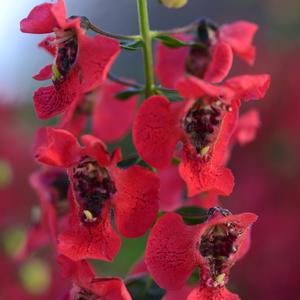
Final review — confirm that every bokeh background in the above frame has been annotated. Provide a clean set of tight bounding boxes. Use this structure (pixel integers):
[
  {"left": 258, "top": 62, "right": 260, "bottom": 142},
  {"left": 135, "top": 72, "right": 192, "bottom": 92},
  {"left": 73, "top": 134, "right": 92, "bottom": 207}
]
[{"left": 1, "top": 0, "right": 300, "bottom": 299}]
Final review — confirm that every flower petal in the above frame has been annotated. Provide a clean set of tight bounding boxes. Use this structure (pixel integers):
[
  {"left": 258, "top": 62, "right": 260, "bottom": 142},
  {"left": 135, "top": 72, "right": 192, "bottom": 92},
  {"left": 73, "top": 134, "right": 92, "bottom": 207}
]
[
  {"left": 93, "top": 81, "right": 138, "bottom": 143},
  {"left": 176, "top": 76, "right": 224, "bottom": 100},
  {"left": 219, "top": 21, "right": 258, "bottom": 65},
  {"left": 57, "top": 255, "right": 94, "bottom": 287},
  {"left": 58, "top": 95, "right": 87, "bottom": 136},
  {"left": 20, "top": 3, "right": 59, "bottom": 34},
  {"left": 211, "top": 100, "right": 239, "bottom": 166},
  {"left": 179, "top": 151, "right": 234, "bottom": 197},
  {"left": 145, "top": 213, "right": 199, "bottom": 290},
  {"left": 204, "top": 42, "right": 233, "bottom": 83},
  {"left": 51, "top": 0, "right": 67, "bottom": 28},
  {"left": 33, "top": 64, "right": 53, "bottom": 81},
  {"left": 225, "top": 74, "right": 271, "bottom": 102},
  {"left": 133, "top": 96, "right": 182, "bottom": 169},
  {"left": 38, "top": 36, "right": 56, "bottom": 56},
  {"left": 33, "top": 71, "right": 81, "bottom": 119},
  {"left": 34, "top": 127, "right": 81, "bottom": 167},
  {"left": 29, "top": 168, "right": 68, "bottom": 240},
  {"left": 188, "top": 286, "right": 240, "bottom": 300},
  {"left": 234, "top": 109, "right": 260, "bottom": 146},
  {"left": 80, "top": 135, "right": 111, "bottom": 167},
  {"left": 90, "top": 278, "right": 132, "bottom": 300},
  {"left": 58, "top": 204, "right": 121, "bottom": 261},
  {"left": 18, "top": 223, "right": 49, "bottom": 260},
  {"left": 155, "top": 33, "right": 191, "bottom": 89},
  {"left": 165, "top": 287, "right": 192, "bottom": 300},
  {"left": 186, "top": 192, "right": 220, "bottom": 209},
  {"left": 158, "top": 165, "right": 185, "bottom": 212},
  {"left": 77, "top": 34, "right": 120, "bottom": 92},
  {"left": 112, "top": 166, "right": 159, "bottom": 237},
  {"left": 58, "top": 254, "right": 134, "bottom": 300}
]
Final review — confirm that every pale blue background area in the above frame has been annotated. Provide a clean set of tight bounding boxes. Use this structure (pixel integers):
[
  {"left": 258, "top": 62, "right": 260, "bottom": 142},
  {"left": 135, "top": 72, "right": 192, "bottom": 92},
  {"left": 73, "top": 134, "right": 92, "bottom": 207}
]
[{"left": 0, "top": 0, "right": 299, "bottom": 100}]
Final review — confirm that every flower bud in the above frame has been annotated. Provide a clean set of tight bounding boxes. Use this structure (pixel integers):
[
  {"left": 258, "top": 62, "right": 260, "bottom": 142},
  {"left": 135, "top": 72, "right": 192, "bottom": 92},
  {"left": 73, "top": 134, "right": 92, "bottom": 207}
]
[{"left": 159, "top": 0, "right": 188, "bottom": 9}]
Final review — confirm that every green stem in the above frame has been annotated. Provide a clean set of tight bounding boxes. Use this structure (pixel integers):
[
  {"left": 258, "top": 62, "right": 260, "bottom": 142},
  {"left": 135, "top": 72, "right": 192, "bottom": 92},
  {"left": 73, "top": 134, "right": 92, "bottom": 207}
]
[{"left": 137, "top": 0, "right": 155, "bottom": 97}]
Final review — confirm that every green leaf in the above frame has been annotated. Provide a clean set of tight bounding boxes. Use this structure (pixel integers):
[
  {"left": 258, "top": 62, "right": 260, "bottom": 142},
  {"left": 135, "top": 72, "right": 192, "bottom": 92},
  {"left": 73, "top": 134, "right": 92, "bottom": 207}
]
[
  {"left": 188, "top": 268, "right": 201, "bottom": 285},
  {"left": 120, "top": 40, "right": 143, "bottom": 51},
  {"left": 154, "top": 34, "right": 188, "bottom": 48},
  {"left": 176, "top": 206, "right": 208, "bottom": 225},
  {"left": 171, "top": 156, "right": 181, "bottom": 165},
  {"left": 117, "top": 154, "right": 140, "bottom": 169},
  {"left": 137, "top": 160, "right": 156, "bottom": 172},
  {"left": 155, "top": 34, "right": 206, "bottom": 49},
  {"left": 115, "top": 88, "right": 143, "bottom": 100},
  {"left": 155, "top": 87, "right": 184, "bottom": 102},
  {"left": 126, "top": 275, "right": 166, "bottom": 300}
]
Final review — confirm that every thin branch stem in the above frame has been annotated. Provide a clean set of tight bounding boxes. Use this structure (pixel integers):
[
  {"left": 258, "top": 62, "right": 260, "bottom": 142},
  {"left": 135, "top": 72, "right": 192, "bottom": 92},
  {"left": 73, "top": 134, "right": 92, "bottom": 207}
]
[
  {"left": 88, "top": 22, "right": 140, "bottom": 41},
  {"left": 153, "top": 19, "right": 198, "bottom": 36},
  {"left": 137, "top": 0, "right": 155, "bottom": 97},
  {"left": 108, "top": 73, "right": 143, "bottom": 88}
]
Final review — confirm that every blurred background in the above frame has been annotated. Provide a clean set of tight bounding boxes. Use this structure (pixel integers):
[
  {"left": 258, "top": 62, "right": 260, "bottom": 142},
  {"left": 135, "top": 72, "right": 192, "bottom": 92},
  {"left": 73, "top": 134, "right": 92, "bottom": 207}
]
[{"left": 0, "top": 0, "right": 300, "bottom": 299}]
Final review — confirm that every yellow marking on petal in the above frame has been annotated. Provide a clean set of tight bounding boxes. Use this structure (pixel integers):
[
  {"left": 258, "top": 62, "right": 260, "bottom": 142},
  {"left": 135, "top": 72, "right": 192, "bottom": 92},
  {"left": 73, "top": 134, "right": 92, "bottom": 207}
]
[
  {"left": 52, "top": 64, "right": 62, "bottom": 81},
  {"left": 216, "top": 273, "right": 226, "bottom": 286},
  {"left": 83, "top": 210, "right": 94, "bottom": 221},
  {"left": 200, "top": 146, "right": 210, "bottom": 156}
]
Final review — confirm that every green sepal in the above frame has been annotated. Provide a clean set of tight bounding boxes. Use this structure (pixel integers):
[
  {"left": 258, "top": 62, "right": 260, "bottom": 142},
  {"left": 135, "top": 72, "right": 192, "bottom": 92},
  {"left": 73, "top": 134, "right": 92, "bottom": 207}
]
[
  {"left": 176, "top": 206, "right": 208, "bottom": 225},
  {"left": 120, "top": 40, "right": 143, "bottom": 51},
  {"left": 154, "top": 34, "right": 188, "bottom": 48},
  {"left": 115, "top": 88, "right": 143, "bottom": 100},
  {"left": 117, "top": 154, "right": 141, "bottom": 169},
  {"left": 154, "top": 34, "right": 206, "bottom": 49},
  {"left": 155, "top": 87, "right": 184, "bottom": 102}
]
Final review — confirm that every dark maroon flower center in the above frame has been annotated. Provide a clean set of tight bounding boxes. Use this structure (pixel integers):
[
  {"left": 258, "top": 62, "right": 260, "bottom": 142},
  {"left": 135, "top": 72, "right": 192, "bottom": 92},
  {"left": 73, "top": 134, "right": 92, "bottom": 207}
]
[
  {"left": 72, "top": 157, "right": 116, "bottom": 225},
  {"left": 199, "top": 221, "right": 239, "bottom": 285},
  {"left": 185, "top": 19, "right": 218, "bottom": 78},
  {"left": 186, "top": 47, "right": 211, "bottom": 79},
  {"left": 183, "top": 99, "right": 231, "bottom": 158},
  {"left": 40, "top": 170, "right": 69, "bottom": 216},
  {"left": 54, "top": 28, "right": 78, "bottom": 78},
  {"left": 50, "top": 171, "right": 70, "bottom": 216},
  {"left": 53, "top": 16, "right": 89, "bottom": 81}
]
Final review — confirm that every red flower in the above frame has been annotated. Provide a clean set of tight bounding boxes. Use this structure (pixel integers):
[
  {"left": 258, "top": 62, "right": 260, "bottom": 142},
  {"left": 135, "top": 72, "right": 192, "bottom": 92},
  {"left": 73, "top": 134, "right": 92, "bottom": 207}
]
[
  {"left": 58, "top": 255, "right": 131, "bottom": 300},
  {"left": 17, "top": 222, "right": 50, "bottom": 260},
  {"left": 158, "top": 165, "right": 220, "bottom": 211},
  {"left": 19, "top": 167, "right": 70, "bottom": 258},
  {"left": 233, "top": 109, "right": 260, "bottom": 146},
  {"left": 92, "top": 80, "right": 139, "bottom": 143},
  {"left": 34, "top": 128, "right": 159, "bottom": 261},
  {"left": 57, "top": 90, "right": 94, "bottom": 136},
  {"left": 133, "top": 74, "right": 270, "bottom": 196},
  {"left": 20, "top": 0, "right": 120, "bottom": 119},
  {"left": 156, "top": 20, "right": 257, "bottom": 88},
  {"left": 54, "top": 80, "right": 138, "bottom": 139},
  {"left": 30, "top": 168, "right": 69, "bottom": 239},
  {"left": 130, "top": 257, "right": 192, "bottom": 300},
  {"left": 145, "top": 208, "right": 257, "bottom": 299},
  {"left": 158, "top": 165, "right": 185, "bottom": 211},
  {"left": 187, "top": 286, "right": 240, "bottom": 300}
]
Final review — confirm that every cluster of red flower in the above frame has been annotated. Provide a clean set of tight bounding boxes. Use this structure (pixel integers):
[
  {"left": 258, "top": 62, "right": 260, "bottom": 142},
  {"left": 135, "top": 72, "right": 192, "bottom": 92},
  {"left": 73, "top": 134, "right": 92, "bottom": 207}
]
[{"left": 19, "top": 0, "right": 270, "bottom": 299}]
